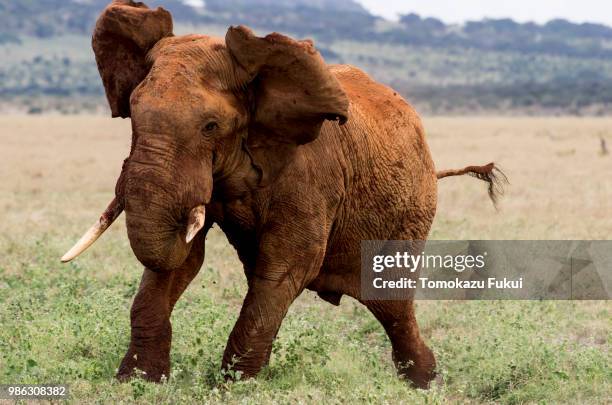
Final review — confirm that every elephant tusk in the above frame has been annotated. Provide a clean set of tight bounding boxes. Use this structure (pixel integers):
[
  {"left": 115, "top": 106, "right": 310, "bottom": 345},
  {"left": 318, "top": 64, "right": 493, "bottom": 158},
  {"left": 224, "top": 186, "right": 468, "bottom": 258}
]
[
  {"left": 186, "top": 205, "right": 206, "bottom": 244},
  {"left": 61, "top": 198, "right": 123, "bottom": 263}
]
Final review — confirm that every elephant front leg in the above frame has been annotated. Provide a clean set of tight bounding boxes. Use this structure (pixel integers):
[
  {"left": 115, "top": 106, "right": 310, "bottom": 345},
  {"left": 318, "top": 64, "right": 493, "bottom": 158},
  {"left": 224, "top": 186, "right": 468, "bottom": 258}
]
[
  {"left": 117, "top": 269, "right": 173, "bottom": 382},
  {"left": 220, "top": 192, "right": 330, "bottom": 378},
  {"left": 221, "top": 225, "right": 327, "bottom": 378},
  {"left": 221, "top": 276, "right": 300, "bottom": 378},
  {"left": 117, "top": 232, "right": 206, "bottom": 382}
]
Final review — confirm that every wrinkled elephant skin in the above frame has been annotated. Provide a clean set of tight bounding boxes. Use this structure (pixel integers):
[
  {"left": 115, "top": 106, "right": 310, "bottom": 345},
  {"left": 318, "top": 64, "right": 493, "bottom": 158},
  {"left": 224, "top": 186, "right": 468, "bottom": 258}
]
[{"left": 63, "top": 0, "right": 503, "bottom": 390}]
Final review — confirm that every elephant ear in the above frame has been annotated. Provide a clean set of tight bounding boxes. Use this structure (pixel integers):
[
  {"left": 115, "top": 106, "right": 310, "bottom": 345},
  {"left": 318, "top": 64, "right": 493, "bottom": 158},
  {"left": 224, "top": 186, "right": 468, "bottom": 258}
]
[
  {"left": 226, "top": 26, "right": 349, "bottom": 145},
  {"left": 92, "top": 0, "right": 173, "bottom": 118}
]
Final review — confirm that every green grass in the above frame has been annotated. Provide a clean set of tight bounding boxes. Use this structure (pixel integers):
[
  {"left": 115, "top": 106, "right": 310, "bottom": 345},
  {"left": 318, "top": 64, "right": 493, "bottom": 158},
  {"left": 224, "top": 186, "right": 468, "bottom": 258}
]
[
  {"left": 1, "top": 116, "right": 610, "bottom": 403},
  {"left": 0, "top": 232, "right": 609, "bottom": 404}
]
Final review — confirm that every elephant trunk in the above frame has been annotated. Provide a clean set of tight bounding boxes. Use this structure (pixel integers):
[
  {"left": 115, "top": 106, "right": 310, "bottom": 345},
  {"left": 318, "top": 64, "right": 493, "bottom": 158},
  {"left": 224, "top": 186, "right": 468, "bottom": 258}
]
[
  {"left": 60, "top": 112, "right": 213, "bottom": 268},
  {"left": 123, "top": 132, "right": 212, "bottom": 272}
]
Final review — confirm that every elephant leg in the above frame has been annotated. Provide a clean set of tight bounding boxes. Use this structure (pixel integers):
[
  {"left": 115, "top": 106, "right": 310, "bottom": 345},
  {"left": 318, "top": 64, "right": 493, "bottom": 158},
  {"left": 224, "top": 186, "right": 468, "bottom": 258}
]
[
  {"left": 221, "top": 276, "right": 301, "bottom": 378},
  {"left": 117, "top": 230, "right": 207, "bottom": 382},
  {"left": 364, "top": 299, "right": 436, "bottom": 389},
  {"left": 221, "top": 224, "right": 327, "bottom": 378}
]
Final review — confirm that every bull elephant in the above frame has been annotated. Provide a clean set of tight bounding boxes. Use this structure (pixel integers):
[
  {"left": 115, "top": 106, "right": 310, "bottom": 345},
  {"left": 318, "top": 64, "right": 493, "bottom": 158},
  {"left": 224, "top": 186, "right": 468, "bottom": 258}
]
[{"left": 61, "top": 0, "right": 505, "bottom": 389}]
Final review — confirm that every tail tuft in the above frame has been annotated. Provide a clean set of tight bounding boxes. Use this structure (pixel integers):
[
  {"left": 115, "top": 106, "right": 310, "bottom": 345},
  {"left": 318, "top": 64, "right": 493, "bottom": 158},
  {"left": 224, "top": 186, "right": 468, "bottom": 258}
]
[{"left": 437, "top": 162, "right": 508, "bottom": 207}]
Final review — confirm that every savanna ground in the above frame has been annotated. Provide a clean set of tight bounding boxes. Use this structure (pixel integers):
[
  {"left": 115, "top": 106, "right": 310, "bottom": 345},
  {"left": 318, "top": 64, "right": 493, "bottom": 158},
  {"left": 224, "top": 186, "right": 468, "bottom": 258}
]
[{"left": 0, "top": 116, "right": 610, "bottom": 404}]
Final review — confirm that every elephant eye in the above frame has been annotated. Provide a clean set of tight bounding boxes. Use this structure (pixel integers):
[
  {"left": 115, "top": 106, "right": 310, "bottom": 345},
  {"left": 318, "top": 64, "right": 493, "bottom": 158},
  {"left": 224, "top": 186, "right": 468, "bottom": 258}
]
[{"left": 204, "top": 121, "right": 219, "bottom": 132}]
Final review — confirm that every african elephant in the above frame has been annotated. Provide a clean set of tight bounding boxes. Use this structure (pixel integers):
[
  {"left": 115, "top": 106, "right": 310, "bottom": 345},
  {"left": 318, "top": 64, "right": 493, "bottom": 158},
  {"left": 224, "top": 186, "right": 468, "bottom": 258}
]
[{"left": 61, "top": 0, "right": 505, "bottom": 389}]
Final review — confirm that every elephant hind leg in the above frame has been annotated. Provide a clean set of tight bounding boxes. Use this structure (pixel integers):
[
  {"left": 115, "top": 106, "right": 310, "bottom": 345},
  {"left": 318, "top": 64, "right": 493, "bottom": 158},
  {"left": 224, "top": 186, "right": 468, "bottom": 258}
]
[
  {"left": 363, "top": 299, "right": 436, "bottom": 389},
  {"left": 316, "top": 252, "right": 436, "bottom": 387}
]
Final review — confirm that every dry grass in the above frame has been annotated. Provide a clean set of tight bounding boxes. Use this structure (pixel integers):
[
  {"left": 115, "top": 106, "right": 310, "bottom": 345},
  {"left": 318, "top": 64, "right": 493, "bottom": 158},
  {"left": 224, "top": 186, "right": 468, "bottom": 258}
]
[
  {"left": 427, "top": 116, "right": 612, "bottom": 239},
  {"left": 3, "top": 115, "right": 610, "bottom": 239}
]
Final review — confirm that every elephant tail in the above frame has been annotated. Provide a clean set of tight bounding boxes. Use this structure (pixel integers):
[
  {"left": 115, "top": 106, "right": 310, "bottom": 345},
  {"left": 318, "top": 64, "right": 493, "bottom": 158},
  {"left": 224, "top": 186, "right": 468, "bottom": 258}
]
[{"left": 436, "top": 162, "right": 508, "bottom": 206}]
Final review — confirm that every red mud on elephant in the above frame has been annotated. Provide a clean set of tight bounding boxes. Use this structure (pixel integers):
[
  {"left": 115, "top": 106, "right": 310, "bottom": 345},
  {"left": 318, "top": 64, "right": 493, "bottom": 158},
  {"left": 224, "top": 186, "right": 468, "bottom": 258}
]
[{"left": 62, "top": 0, "right": 506, "bottom": 389}]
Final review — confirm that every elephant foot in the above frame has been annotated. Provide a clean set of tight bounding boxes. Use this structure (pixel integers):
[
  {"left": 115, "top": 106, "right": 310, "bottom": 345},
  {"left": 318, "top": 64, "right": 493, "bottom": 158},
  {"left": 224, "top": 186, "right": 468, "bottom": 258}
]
[
  {"left": 399, "top": 366, "right": 437, "bottom": 390},
  {"left": 221, "top": 337, "right": 275, "bottom": 381},
  {"left": 116, "top": 364, "right": 138, "bottom": 383},
  {"left": 221, "top": 354, "right": 266, "bottom": 381},
  {"left": 116, "top": 348, "right": 170, "bottom": 383},
  {"left": 393, "top": 345, "right": 437, "bottom": 389},
  {"left": 116, "top": 315, "right": 173, "bottom": 382}
]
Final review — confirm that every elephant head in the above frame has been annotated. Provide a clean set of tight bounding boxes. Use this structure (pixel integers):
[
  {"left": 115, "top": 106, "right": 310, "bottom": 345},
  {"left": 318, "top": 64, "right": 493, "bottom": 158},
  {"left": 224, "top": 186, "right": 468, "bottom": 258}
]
[{"left": 61, "top": 0, "right": 348, "bottom": 271}]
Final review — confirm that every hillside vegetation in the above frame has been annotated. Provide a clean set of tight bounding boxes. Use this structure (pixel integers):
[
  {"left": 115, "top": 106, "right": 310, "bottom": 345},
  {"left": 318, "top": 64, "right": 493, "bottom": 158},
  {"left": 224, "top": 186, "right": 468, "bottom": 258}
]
[{"left": 1, "top": 0, "right": 612, "bottom": 114}]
